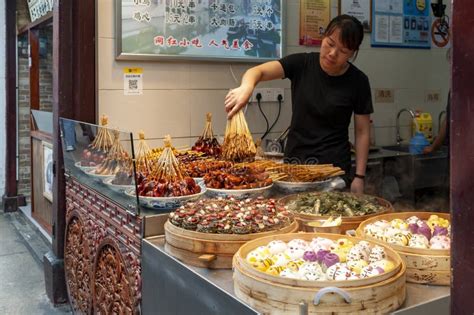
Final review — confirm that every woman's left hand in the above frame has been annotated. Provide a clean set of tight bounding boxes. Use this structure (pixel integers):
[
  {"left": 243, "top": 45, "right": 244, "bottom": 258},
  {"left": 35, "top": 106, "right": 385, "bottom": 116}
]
[{"left": 350, "top": 177, "right": 364, "bottom": 194}]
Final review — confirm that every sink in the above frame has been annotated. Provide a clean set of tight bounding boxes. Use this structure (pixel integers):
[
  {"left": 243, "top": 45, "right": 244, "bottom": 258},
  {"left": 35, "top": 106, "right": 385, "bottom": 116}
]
[
  {"left": 382, "top": 145, "right": 411, "bottom": 153},
  {"left": 382, "top": 144, "right": 449, "bottom": 197},
  {"left": 382, "top": 144, "right": 448, "bottom": 157}
]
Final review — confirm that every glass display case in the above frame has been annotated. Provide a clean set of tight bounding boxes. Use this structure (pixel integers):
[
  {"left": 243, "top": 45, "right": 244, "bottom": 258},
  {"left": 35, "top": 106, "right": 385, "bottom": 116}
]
[{"left": 59, "top": 117, "right": 141, "bottom": 215}]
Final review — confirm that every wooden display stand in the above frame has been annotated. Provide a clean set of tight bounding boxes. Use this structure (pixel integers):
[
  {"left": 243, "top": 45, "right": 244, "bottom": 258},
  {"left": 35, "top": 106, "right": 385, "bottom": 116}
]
[
  {"left": 233, "top": 233, "right": 406, "bottom": 314},
  {"left": 278, "top": 193, "right": 394, "bottom": 233},
  {"left": 356, "top": 212, "right": 450, "bottom": 286},
  {"left": 164, "top": 220, "right": 299, "bottom": 269}
]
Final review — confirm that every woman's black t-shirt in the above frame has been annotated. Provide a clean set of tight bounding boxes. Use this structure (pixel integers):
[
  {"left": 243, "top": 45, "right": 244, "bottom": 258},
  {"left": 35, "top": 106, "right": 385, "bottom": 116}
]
[{"left": 279, "top": 52, "right": 373, "bottom": 173}]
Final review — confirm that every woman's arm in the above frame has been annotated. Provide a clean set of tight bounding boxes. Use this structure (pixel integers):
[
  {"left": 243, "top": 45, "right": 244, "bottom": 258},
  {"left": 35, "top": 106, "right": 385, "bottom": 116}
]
[
  {"left": 225, "top": 61, "right": 285, "bottom": 118},
  {"left": 423, "top": 117, "right": 447, "bottom": 154},
  {"left": 351, "top": 114, "right": 371, "bottom": 193}
]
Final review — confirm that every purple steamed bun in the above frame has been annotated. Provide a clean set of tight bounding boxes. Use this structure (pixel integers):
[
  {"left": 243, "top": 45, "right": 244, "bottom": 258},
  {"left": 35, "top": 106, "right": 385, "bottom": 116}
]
[
  {"left": 408, "top": 223, "right": 418, "bottom": 234},
  {"left": 322, "top": 253, "right": 340, "bottom": 268},
  {"left": 303, "top": 250, "right": 318, "bottom": 262},
  {"left": 433, "top": 226, "right": 448, "bottom": 237},
  {"left": 416, "top": 225, "right": 432, "bottom": 240},
  {"left": 316, "top": 249, "right": 330, "bottom": 263}
]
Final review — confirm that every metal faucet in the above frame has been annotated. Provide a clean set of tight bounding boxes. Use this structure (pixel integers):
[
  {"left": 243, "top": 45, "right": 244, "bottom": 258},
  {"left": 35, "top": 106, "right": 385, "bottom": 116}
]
[
  {"left": 438, "top": 110, "right": 446, "bottom": 134},
  {"left": 396, "top": 108, "right": 416, "bottom": 145}
]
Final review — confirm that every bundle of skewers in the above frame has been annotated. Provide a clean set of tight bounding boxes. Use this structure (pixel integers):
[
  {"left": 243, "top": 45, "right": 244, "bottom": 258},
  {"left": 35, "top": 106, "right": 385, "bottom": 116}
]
[
  {"left": 135, "top": 131, "right": 153, "bottom": 174},
  {"left": 92, "top": 130, "right": 131, "bottom": 176},
  {"left": 192, "top": 113, "right": 222, "bottom": 157},
  {"left": 111, "top": 131, "right": 151, "bottom": 186},
  {"left": 265, "top": 162, "right": 345, "bottom": 182},
  {"left": 81, "top": 115, "right": 114, "bottom": 167},
  {"left": 136, "top": 135, "right": 201, "bottom": 197},
  {"left": 221, "top": 110, "right": 256, "bottom": 162}
]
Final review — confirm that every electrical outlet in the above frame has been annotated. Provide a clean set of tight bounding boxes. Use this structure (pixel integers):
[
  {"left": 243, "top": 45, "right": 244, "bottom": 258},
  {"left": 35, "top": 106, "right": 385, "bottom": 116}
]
[
  {"left": 273, "top": 88, "right": 284, "bottom": 102},
  {"left": 252, "top": 88, "right": 272, "bottom": 102},
  {"left": 252, "top": 88, "right": 284, "bottom": 102},
  {"left": 425, "top": 90, "right": 441, "bottom": 103}
]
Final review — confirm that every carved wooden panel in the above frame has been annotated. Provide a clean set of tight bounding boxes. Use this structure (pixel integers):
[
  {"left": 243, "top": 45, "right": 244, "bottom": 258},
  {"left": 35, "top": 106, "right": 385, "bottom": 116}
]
[
  {"left": 64, "top": 178, "right": 142, "bottom": 314},
  {"left": 64, "top": 214, "right": 92, "bottom": 314},
  {"left": 93, "top": 239, "right": 135, "bottom": 314}
]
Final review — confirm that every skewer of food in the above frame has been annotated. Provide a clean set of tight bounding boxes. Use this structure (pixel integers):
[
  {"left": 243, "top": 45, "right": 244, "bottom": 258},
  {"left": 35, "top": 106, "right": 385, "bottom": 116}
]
[
  {"left": 203, "top": 164, "right": 272, "bottom": 190},
  {"left": 80, "top": 115, "right": 114, "bottom": 167},
  {"left": 90, "top": 130, "right": 131, "bottom": 176},
  {"left": 136, "top": 135, "right": 201, "bottom": 197},
  {"left": 192, "top": 113, "right": 222, "bottom": 157},
  {"left": 221, "top": 110, "right": 256, "bottom": 162}
]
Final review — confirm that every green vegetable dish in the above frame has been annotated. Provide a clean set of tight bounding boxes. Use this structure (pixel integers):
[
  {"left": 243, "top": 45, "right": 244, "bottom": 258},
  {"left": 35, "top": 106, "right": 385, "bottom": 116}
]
[{"left": 286, "top": 192, "right": 385, "bottom": 217}]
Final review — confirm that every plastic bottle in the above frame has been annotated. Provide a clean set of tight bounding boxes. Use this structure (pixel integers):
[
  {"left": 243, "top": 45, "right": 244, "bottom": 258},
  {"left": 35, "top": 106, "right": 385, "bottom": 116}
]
[
  {"left": 412, "top": 110, "right": 433, "bottom": 142},
  {"left": 369, "top": 119, "right": 376, "bottom": 146}
]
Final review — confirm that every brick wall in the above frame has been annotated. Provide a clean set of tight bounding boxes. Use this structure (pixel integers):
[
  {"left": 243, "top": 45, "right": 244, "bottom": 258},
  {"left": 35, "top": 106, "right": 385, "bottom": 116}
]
[
  {"left": 39, "top": 28, "right": 53, "bottom": 112},
  {"left": 18, "top": 52, "right": 31, "bottom": 198}
]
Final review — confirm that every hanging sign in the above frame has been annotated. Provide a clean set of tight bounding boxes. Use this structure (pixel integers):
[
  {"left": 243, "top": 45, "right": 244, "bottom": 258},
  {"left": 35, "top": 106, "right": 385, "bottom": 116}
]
[
  {"left": 27, "top": 0, "right": 54, "bottom": 22},
  {"left": 299, "top": 0, "right": 331, "bottom": 46},
  {"left": 371, "top": 0, "right": 431, "bottom": 49},
  {"left": 123, "top": 68, "right": 143, "bottom": 96}
]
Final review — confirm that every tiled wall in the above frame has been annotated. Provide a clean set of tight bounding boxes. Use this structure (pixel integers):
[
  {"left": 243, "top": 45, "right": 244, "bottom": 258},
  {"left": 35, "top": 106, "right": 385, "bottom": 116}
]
[
  {"left": 98, "top": 0, "right": 451, "bottom": 149},
  {"left": 0, "top": 0, "right": 6, "bottom": 196}
]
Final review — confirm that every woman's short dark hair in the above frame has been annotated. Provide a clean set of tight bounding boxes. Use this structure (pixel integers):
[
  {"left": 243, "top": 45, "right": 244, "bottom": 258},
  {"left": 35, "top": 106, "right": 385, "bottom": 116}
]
[{"left": 324, "top": 15, "right": 364, "bottom": 57}]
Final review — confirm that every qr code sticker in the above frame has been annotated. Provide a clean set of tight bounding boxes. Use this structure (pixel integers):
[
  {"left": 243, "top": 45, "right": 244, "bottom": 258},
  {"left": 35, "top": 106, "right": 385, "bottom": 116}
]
[{"left": 129, "top": 79, "right": 138, "bottom": 90}]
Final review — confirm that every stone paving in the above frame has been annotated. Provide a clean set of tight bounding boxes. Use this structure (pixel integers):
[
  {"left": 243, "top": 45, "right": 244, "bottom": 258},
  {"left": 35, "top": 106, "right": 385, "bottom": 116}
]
[{"left": 0, "top": 210, "right": 71, "bottom": 315}]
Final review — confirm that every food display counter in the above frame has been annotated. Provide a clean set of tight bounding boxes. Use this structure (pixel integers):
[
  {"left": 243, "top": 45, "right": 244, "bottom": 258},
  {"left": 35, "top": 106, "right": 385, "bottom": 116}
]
[
  {"left": 59, "top": 118, "right": 450, "bottom": 314},
  {"left": 142, "top": 236, "right": 449, "bottom": 315}
]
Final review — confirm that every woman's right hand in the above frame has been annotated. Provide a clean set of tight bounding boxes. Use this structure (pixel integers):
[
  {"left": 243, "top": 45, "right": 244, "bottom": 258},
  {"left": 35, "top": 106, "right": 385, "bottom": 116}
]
[
  {"left": 224, "top": 85, "right": 253, "bottom": 119},
  {"left": 423, "top": 145, "right": 434, "bottom": 154}
]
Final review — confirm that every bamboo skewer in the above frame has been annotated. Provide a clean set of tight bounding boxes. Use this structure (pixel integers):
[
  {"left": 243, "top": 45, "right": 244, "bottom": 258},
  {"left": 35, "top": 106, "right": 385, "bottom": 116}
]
[
  {"left": 152, "top": 135, "right": 185, "bottom": 181},
  {"left": 238, "top": 160, "right": 345, "bottom": 182},
  {"left": 222, "top": 110, "right": 256, "bottom": 162},
  {"left": 90, "top": 115, "right": 114, "bottom": 152},
  {"left": 135, "top": 131, "right": 152, "bottom": 174}
]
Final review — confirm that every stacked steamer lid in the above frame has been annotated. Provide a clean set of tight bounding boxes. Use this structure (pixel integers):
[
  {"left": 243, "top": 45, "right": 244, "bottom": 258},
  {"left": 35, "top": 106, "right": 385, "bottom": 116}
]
[
  {"left": 356, "top": 212, "right": 450, "bottom": 285},
  {"left": 233, "top": 233, "right": 406, "bottom": 314},
  {"left": 164, "top": 197, "right": 298, "bottom": 269},
  {"left": 279, "top": 191, "right": 393, "bottom": 233}
]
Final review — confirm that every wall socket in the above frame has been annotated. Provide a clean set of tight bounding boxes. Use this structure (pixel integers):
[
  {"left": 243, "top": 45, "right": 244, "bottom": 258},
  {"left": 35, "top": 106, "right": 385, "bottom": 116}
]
[
  {"left": 425, "top": 90, "right": 441, "bottom": 103},
  {"left": 252, "top": 88, "right": 285, "bottom": 102}
]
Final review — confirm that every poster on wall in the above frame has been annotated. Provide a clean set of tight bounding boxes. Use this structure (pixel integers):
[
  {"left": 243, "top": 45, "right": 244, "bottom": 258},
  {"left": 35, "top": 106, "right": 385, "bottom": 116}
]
[
  {"left": 116, "top": 0, "right": 284, "bottom": 62},
  {"left": 299, "top": 0, "right": 331, "bottom": 46},
  {"left": 42, "top": 141, "right": 53, "bottom": 202},
  {"left": 123, "top": 67, "right": 143, "bottom": 96},
  {"left": 338, "top": 0, "right": 372, "bottom": 32},
  {"left": 371, "top": 0, "right": 431, "bottom": 49}
]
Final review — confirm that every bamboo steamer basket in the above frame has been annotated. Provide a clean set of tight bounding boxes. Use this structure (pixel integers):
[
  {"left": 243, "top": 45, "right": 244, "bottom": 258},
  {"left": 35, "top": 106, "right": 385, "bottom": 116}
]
[
  {"left": 278, "top": 192, "right": 394, "bottom": 234},
  {"left": 164, "top": 220, "right": 298, "bottom": 269},
  {"left": 233, "top": 233, "right": 406, "bottom": 314},
  {"left": 356, "top": 211, "right": 450, "bottom": 285}
]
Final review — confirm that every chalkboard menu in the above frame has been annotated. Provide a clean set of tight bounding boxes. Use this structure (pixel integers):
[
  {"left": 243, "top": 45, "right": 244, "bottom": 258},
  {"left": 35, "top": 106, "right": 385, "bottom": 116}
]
[{"left": 116, "top": 0, "right": 284, "bottom": 62}]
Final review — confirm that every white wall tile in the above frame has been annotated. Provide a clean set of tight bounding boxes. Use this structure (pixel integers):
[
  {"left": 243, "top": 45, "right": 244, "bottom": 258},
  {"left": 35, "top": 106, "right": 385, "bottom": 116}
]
[
  {"left": 97, "top": 0, "right": 115, "bottom": 39},
  {"left": 99, "top": 89, "right": 191, "bottom": 138}
]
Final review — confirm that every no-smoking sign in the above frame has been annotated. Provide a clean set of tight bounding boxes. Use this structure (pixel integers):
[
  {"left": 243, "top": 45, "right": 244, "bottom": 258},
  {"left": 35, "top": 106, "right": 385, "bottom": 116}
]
[{"left": 431, "top": 18, "right": 450, "bottom": 48}]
